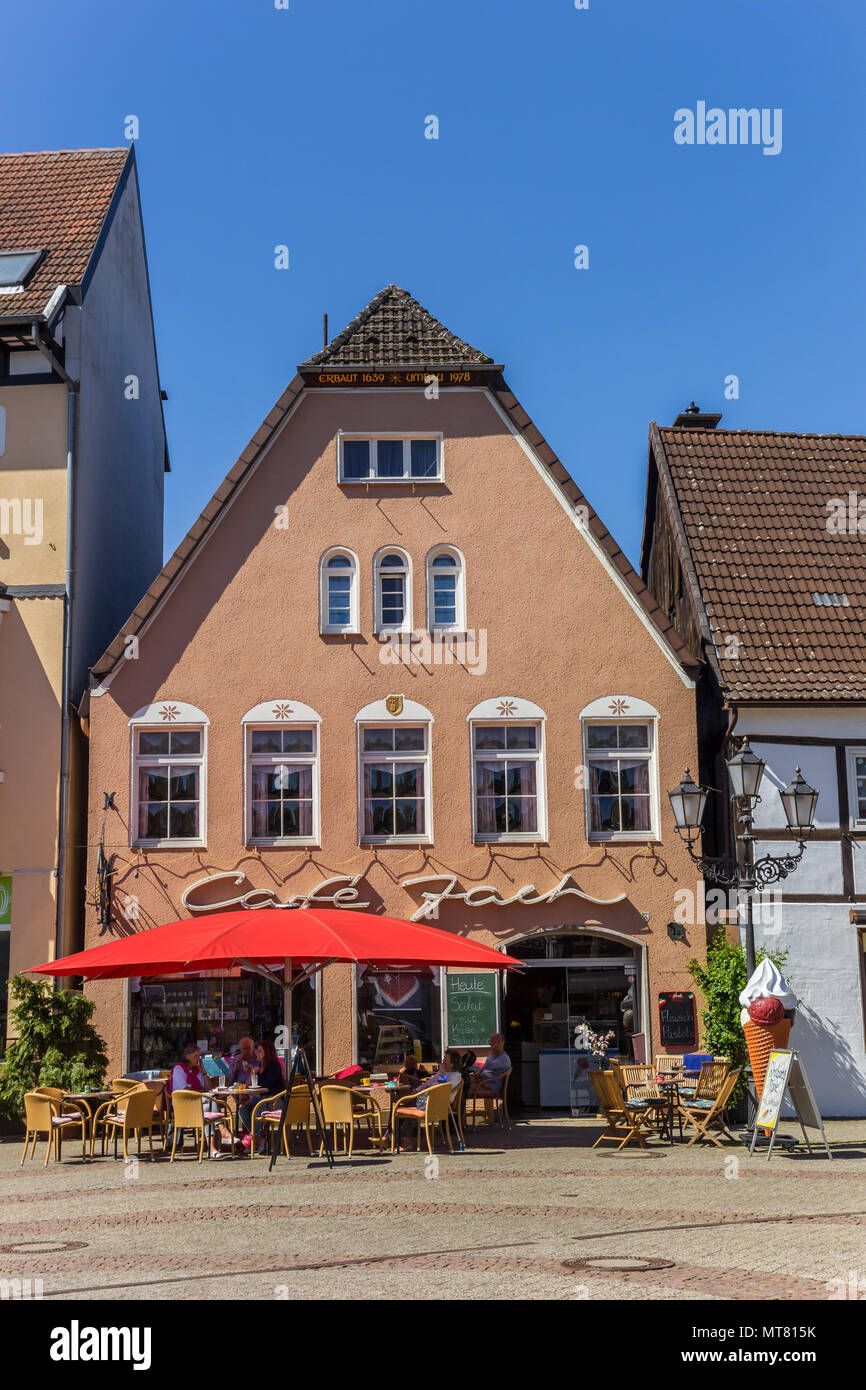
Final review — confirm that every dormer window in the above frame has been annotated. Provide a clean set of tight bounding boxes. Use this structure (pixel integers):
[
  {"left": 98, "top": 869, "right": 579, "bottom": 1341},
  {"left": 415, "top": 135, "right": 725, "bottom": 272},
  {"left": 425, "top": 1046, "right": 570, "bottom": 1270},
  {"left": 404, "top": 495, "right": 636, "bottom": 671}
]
[
  {"left": 338, "top": 433, "right": 443, "bottom": 483},
  {"left": 0, "top": 249, "right": 42, "bottom": 290}
]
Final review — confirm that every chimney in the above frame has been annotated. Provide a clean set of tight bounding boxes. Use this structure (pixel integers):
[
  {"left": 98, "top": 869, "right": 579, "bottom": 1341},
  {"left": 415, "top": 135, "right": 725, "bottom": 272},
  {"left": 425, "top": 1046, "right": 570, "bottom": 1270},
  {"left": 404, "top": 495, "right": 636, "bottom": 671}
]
[{"left": 672, "top": 401, "right": 722, "bottom": 429}]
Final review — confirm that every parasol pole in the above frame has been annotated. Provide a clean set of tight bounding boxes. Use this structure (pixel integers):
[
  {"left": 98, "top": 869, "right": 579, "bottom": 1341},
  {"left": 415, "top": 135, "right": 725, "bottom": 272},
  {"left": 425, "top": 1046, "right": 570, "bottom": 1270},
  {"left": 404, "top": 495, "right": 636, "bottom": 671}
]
[{"left": 283, "top": 958, "right": 293, "bottom": 1071}]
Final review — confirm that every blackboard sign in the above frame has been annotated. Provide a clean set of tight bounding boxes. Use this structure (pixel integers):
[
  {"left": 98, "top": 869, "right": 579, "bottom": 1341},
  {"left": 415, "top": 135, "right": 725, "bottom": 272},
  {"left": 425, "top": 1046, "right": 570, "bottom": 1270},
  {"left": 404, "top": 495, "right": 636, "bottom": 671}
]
[
  {"left": 445, "top": 971, "right": 499, "bottom": 1048},
  {"left": 658, "top": 991, "right": 697, "bottom": 1047}
]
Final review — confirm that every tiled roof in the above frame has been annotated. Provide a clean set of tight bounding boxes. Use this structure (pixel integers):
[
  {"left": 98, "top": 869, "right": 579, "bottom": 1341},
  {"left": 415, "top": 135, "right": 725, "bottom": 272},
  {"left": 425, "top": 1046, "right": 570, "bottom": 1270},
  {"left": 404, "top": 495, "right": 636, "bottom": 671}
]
[
  {"left": 0, "top": 148, "right": 129, "bottom": 320},
  {"left": 301, "top": 284, "right": 495, "bottom": 368},
  {"left": 653, "top": 426, "right": 866, "bottom": 701}
]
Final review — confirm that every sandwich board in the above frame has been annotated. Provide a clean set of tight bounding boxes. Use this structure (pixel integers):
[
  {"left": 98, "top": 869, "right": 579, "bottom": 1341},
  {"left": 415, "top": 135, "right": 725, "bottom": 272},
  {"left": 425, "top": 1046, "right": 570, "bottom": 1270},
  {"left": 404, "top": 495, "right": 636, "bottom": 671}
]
[{"left": 749, "top": 1049, "right": 832, "bottom": 1160}]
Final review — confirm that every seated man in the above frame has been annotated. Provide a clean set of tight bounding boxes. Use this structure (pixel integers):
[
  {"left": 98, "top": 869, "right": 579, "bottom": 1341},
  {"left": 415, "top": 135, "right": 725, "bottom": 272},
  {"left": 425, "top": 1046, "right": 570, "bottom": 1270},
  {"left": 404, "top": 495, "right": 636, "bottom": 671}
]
[{"left": 469, "top": 1033, "right": 511, "bottom": 1122}]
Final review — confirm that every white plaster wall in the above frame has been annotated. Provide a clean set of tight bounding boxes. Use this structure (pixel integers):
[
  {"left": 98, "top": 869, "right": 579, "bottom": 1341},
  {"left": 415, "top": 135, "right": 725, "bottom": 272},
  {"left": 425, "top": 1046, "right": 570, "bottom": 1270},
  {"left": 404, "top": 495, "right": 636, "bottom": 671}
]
[
  {"left": 755, "top": 838, "right": 843, "bottom": 897},
  {"left": 749, "top": 902, "right": 866, "bottom": 1117},
  {"left": 749, "top": 742, "right": 838, "bottom": 831}
]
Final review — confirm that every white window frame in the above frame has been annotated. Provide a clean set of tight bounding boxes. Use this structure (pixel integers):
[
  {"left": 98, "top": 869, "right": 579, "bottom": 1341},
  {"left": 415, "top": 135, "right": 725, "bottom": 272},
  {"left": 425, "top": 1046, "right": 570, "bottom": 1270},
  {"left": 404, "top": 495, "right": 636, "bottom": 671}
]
[
  {"left": 244, "top": 723, "right": 320, "bottom": 847},
  {"left": 357, "top": 721, "right": 433, "bottom": 845},
  {"left": 319, "top": 546, "right": 360, "bottom": 634},
  {"left": 426, "top": 545, "right": 467, "bottom": 633},
  {"left": 131, "top": 722, "right": 207, "bottom": 849},
  {"left": 470, "top": 718, "right": 548, "bottom": 843},
  {"left": 846, "top": 747, "right": 866, "bottom": 831},
  {"left": 337, "top": 432, "right": 444, "bottom": 484},
  {"left": 373, "top": 546, "right": 413, "bottom": 634},
  {"left": 582, "top": 718, "right": 660, "bottom": 842}
]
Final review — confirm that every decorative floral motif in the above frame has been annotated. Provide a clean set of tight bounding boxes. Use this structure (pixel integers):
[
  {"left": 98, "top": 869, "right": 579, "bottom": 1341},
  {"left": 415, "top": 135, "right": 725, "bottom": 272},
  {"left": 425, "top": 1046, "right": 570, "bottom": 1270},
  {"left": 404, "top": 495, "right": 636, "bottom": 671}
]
[
  {"left": 608, "top": 699, "right": 629, "bottom": 715},
  {"left": 159, "top": 704, "right": 180, "bottom": 722},
  {"left": 272, "top": 704, "right": 294, "bottom": 720},
  {"left": 496, "top": 700, "right": 517, "bottom": 717}
]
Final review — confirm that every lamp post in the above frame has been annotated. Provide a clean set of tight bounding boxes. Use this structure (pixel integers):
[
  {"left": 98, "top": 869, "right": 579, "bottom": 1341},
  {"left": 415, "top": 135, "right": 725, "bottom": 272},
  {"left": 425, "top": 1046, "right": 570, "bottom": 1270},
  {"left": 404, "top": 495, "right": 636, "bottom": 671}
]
[{"left": 668, "top": 739, "right": 819, "bottom": 975}]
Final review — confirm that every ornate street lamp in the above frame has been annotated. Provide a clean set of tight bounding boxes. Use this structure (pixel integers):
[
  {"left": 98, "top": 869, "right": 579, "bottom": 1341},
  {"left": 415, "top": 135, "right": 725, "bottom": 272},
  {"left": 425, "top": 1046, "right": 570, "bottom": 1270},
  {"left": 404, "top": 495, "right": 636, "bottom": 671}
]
[{"left": 668, "top": 739, "right": 819, "bottom": 975}]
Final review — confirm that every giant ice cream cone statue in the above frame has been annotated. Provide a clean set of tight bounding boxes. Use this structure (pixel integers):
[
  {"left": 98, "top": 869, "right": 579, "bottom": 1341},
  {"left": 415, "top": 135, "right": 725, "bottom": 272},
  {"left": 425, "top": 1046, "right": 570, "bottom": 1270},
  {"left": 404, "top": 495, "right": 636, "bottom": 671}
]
[{"left": 739, "top": 959, "right": 796, "bottom": 1102}]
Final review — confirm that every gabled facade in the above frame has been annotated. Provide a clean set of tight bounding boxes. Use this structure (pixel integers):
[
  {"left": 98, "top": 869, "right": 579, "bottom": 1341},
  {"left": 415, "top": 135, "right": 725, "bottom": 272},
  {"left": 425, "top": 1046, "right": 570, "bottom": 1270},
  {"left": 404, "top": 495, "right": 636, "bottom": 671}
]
[
  {"left": 642, "top": 413, "right": 866, "bottom": 1115},
  {"left": 85, "top": 286, "right": 704, "bottom": 1098},
  {"left": 0, "top": 148, "right": 168, "bottom": 1039}
]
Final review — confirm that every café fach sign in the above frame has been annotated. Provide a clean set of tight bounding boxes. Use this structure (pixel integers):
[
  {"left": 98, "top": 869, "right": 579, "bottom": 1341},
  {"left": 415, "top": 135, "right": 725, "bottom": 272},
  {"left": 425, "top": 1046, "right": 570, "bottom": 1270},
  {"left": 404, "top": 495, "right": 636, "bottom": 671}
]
[{"left": 180, "top": 870, "right": 626, "bottom": 918}]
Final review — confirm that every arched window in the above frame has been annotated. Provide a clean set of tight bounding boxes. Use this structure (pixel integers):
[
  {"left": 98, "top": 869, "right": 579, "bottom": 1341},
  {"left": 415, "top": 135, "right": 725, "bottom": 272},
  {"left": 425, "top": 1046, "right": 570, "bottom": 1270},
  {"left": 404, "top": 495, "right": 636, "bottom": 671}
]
[
  {"left": 426, "top": 546, "right": 466, "bottom": 631},
  {"left": 373, "top": 547, "right": 412, "bottom": 633},
  {"left": 319, "top": 547, "right": 359, "bottom": 634}
]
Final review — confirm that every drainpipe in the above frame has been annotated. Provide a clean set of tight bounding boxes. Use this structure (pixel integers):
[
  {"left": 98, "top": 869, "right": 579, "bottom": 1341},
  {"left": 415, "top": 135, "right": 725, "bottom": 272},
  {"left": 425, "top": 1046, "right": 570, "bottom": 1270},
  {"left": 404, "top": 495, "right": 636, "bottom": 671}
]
[{"left": 31, "top": 320, "right": 79, "bottom": 962}]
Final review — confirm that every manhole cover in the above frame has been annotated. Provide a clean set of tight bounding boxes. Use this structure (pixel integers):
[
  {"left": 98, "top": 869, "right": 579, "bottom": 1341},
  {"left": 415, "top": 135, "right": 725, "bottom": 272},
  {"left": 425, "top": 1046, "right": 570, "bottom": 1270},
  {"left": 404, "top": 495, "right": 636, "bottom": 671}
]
[
  {"left": 563, "top": 1255, "right": 674, "bottom": 1273},
  {"left": 0, "top": 1240, "right": 87, "bottom": 1255}
]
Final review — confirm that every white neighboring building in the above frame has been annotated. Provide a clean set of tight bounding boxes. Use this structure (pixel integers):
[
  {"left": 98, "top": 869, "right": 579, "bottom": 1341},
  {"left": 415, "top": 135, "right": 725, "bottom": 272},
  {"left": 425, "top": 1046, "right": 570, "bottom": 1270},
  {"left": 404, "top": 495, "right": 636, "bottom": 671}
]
[{"left": 642, "top": 410, "right": 866, "bottom": 1116}]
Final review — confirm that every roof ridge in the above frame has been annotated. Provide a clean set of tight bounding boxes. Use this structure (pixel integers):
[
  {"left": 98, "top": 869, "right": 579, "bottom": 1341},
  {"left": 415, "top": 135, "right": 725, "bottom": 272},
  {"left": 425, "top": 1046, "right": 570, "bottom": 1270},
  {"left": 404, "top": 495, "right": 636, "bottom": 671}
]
[
  {"left": 0, "top": 147, "right": 128, "bottom": 157},
  {"left": 657, "top": 425, "right": 866, "bottom": 442}
]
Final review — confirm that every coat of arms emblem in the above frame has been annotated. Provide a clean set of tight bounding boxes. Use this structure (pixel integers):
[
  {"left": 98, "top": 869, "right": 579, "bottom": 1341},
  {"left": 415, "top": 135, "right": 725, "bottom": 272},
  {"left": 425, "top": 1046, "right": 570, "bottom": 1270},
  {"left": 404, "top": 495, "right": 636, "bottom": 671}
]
[{"left": 385, "top": 694, "right": 404, "bottom": 716}]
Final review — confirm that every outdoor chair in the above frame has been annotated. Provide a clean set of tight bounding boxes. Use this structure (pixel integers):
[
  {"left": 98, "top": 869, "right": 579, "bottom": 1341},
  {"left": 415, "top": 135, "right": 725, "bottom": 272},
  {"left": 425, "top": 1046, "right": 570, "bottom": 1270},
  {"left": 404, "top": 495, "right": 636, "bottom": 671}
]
[
  {"left": 170, "top": 1088, "right": 235, "bottom": 1161},
  {"left": 391, "top": 1082, "right": 454, "bottom": 1155},
  {"left": 590, "top": 1071, "right": 647, "bottom": 1150},
  {"left": 21, "top": 1092, "right": 86, "bottom": 1166},
  {"left": 679, "top": 1069, "right": 741, "bottom": 1147},
  {"left": 90, "top": 1085, "right": 160, "bottom": 1161},
  {"left": 318, "top": 1084, "right": 382, "bottom": 1156},
  {"left": 110, "top": 1077, "right": 139, "bottom": 1095},
  {"left": 654, "top": 1054, "right": 684, "bottom": 1074},
  {"left": 617, "top": 1065, "right": 667, "bottom": 1137},
  {"left": 253, "top": 1086, "right": 314, "bottom": 1158},
  {"left": 681, "top": 1060, "right": 730, "bottom": 1101},
  {"left": 466, "top": 1068, "right": 511, "bottom": 1130}
]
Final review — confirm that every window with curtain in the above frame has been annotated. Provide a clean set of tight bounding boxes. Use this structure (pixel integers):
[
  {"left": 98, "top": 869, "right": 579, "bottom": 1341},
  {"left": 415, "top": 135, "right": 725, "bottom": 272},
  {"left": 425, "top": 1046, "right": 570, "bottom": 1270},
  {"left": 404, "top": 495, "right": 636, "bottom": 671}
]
[
  {"left": 339, "top": 435, "right": 442, "bottom": 482},
  {"left": 472, "top": 722, "right": 544, "bottom": 840},
  {"left": 426, "top": 548, "right": 465, "bottom": 630},
  {"left": 584, "top": 722, "right": 655, "bottom": 837},
  {"left": 359, "top": 724, "right": 430, "bottom": 841},
  {"left": 134, "top": 726, "right": 205, "bottom": 844}
]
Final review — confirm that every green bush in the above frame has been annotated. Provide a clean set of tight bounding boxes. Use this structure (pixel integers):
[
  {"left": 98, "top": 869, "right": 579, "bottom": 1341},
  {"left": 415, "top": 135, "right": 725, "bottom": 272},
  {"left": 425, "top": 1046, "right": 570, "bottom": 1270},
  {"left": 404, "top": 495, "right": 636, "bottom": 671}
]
[
  {"left": 686, "top": 935, "right": 790, "bottom": 1101},
  {"left": 0, "top": 975, "right": 108, "bottom": 1120}
]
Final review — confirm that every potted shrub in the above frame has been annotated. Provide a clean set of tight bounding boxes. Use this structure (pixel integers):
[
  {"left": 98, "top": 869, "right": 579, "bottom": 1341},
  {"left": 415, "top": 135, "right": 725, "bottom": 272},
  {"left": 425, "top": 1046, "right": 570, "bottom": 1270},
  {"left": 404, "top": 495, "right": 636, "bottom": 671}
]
[{"left": 0, "top": 975, "right": 108, "bottom": 1124}]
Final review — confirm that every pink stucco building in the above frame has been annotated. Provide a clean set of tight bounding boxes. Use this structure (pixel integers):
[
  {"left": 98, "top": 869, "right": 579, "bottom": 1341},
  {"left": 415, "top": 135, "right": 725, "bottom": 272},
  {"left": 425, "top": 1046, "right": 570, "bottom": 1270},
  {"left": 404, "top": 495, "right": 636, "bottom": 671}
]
[{"left": 82, "top": 285, "right": 706, "bottom": 1102}]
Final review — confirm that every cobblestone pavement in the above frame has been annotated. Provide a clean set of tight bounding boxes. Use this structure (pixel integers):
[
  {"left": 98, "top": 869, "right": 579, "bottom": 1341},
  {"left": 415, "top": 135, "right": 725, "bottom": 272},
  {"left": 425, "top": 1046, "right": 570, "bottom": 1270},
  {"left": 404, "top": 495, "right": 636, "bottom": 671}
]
[{"left": 2, "top": 1116, "right": 865, "bottom": 1301}]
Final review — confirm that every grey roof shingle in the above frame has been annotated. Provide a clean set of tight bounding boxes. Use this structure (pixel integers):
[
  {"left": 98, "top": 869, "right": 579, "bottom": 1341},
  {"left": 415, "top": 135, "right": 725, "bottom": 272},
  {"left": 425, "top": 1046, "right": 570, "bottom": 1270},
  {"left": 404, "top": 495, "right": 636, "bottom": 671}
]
[{"left": 301, "top": 284, "right": 495, "bottom": 368}]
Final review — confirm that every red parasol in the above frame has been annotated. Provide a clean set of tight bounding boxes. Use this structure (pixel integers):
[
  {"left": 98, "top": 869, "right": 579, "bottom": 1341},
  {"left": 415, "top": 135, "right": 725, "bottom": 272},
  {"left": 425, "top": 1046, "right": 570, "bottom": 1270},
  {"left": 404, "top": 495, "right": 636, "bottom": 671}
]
[{"left": 27, "top": 907, "right": 521, "bottom": 979}]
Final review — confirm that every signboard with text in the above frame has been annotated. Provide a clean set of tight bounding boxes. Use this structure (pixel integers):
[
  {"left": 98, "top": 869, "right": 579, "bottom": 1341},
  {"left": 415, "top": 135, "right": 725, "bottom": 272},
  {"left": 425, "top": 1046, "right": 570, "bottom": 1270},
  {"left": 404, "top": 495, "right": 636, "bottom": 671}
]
[{"left": 445, "top": 971, "right": 499, "bottom": 1048}]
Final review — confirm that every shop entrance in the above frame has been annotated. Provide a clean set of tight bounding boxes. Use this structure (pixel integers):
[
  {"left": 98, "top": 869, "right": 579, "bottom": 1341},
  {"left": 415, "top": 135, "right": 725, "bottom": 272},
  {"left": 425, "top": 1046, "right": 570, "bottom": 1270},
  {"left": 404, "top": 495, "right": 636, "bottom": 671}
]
[{"left": 502, "top": 932, "right": 640, "bottom": 1107}]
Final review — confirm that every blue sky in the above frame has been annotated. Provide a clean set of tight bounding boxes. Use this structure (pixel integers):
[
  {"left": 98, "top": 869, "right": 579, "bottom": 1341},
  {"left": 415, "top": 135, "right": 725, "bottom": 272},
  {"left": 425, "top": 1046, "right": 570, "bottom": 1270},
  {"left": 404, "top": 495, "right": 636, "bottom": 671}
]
[{"left": 2, "top": 0, "right": 864, "bottom": 563}]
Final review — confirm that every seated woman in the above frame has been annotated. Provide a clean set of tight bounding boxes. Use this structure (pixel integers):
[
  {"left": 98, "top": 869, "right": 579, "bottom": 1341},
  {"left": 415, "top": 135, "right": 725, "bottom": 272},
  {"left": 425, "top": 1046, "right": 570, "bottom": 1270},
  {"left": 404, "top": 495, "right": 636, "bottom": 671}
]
[
  {"left": 239, "top": 1039, "right": 284, "bottom": 1154},
  {"left": 396, "top": 1051, "right": 464, "bottom": 1150},
  {"left": 169, "top": 1043, "right": 226, "bottom": 1157},
  {"left": 395, "top": 1053, "right": 430, "bottom": 1091}
]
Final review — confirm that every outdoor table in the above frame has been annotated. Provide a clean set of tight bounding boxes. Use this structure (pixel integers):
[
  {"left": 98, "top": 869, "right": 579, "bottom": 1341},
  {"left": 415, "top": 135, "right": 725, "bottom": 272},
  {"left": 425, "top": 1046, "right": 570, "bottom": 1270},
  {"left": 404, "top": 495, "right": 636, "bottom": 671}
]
[
  {"left": 62, "top": 1090, "right": 117, "bottom": 1138},
  {"left": 353, "top": 1083, "right": 411, "bottom": 1144},
  {"left": 652, "top": 1076, "right": 684, "bottom": 1144}
]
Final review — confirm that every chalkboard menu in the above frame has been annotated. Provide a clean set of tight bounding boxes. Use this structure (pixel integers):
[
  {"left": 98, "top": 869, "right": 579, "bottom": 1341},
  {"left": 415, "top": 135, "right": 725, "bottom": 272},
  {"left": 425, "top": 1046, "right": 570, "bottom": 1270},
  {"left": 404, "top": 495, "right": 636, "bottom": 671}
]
[
  {"left": 445, "top": 972, "right": 499, "bottom": 1048},
  {"left": 657, "top": 991, "right": 697, "bottom": 1047}
]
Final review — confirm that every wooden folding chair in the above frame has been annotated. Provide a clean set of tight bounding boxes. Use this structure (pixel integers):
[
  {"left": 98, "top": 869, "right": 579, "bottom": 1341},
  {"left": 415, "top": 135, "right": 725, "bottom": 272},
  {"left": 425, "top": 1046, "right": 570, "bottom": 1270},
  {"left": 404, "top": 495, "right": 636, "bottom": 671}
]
[
  {"left": 590, "top": 1070, "right": 647, "bottom": 1150},
  {"left": 679, "top": 1069, "right": 741, "bottom": 1147}
]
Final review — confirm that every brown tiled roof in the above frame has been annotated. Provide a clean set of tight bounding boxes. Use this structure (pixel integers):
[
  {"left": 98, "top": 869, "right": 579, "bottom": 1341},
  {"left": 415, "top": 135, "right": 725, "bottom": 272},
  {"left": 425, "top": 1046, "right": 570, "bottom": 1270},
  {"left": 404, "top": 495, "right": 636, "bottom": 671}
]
[
  {"left": 88, "top": 290, "right": 698, "bottom": 691},
  {"left": 301, "top": 284, "right": 495, "bottom": 368},
  {"left": 652, "top": 426, "right": 866, "bottom": 701},
  {"left": 0, "top": 147, "right": 129, "bottom": 320}
]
